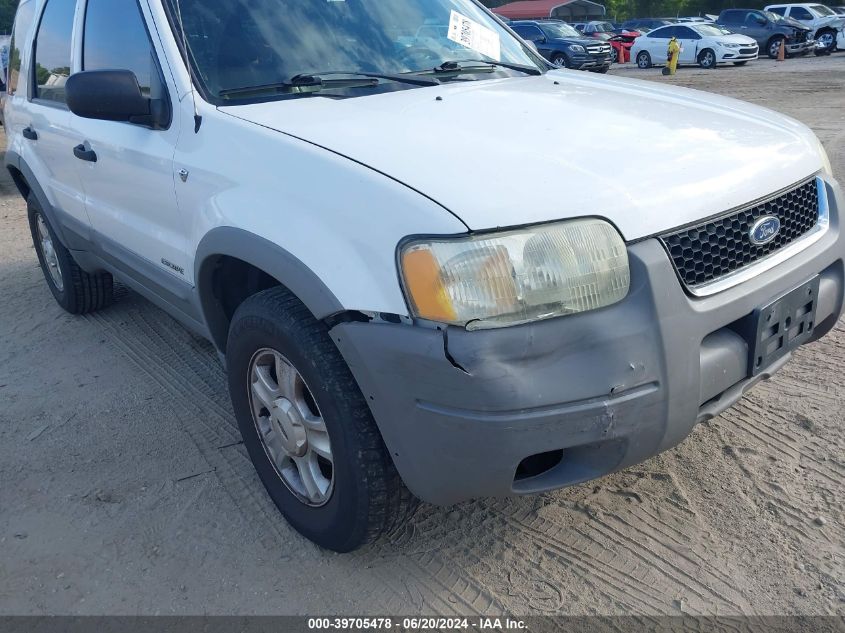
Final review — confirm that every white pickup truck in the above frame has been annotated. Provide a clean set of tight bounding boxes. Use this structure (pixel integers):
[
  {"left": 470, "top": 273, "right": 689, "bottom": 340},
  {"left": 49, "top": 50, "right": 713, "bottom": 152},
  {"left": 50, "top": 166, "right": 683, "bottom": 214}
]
[
  {"left": 5, "top": 0, "right": 844, "bottom": 551},
  {"left": 765, "top": 2, "right": 845, "bottom": 50}
]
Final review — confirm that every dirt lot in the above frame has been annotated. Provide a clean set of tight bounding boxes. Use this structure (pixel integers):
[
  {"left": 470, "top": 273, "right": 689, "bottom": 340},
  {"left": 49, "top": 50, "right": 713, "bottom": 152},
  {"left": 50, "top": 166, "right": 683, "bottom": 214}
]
[{"left": 1, "top": 54, "right": 843, "bottom": 617}]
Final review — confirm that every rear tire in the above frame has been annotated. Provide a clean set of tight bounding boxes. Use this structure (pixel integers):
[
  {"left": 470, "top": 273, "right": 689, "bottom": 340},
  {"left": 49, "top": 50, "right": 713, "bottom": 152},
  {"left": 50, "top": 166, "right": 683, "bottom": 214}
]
[
  {"left": 226, "top": 286, "right": 417, "bottom": 552},
  {"left": 636, "top": 51, "right": 652, "bottom": 68},
  {"left": 27, "top": 194, "right": 113, "bottom": 314}
]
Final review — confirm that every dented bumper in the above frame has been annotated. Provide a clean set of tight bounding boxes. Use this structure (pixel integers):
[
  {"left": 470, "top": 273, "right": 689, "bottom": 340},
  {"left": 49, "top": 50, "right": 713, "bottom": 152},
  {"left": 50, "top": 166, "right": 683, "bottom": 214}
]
[{"left": 333, "top": 181, "right": 845, "bottom": 506}]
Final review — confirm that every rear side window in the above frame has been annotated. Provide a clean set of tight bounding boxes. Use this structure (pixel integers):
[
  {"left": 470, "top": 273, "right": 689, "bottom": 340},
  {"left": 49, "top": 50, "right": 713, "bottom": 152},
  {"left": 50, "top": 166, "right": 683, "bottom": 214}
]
[
  {"left": 647, "top": 26, "right": 673, "bottom": 38},
  {"left": 83, "top": 0, "right": 155, "bottom": 96},
  {"left": 720, "top": 10, "right": 742, "bottom": 23},
  {"left": 8, "top": 0, "right": 37, "bottom": 95},
  {"left": 33, "top": 0, "right": 76, "bottom": 104},
  {"left": 789, "top": 6, "right": 814, "bottom": 19}
]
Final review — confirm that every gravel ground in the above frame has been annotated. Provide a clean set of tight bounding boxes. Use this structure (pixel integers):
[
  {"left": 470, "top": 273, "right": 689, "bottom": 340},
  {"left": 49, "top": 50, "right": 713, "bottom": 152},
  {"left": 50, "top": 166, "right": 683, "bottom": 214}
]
[{"left": 1, "top": 54, "right": 843, "bottom": 617}]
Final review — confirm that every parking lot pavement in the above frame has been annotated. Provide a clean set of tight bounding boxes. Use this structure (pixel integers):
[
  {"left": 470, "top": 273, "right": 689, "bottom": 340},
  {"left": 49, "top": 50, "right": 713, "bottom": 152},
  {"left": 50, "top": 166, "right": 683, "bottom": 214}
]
[{"left": 1, "top": 54, "right": 843, "bottom": 617}]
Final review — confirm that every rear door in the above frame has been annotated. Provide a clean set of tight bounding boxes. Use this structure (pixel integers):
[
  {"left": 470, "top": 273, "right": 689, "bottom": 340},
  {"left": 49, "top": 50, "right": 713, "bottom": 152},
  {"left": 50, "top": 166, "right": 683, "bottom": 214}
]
[
  {"left": 70, "top": 0, "right": 188, "bottom": 282},
  {"left": 18, "top": 0, "right": 91, "bottom": 231},
  {"left": 644, "top": 26, "right": 674, "bottom": 61},
  {"left": 674, "top": 25, "right": 701, "bottom": 62}
]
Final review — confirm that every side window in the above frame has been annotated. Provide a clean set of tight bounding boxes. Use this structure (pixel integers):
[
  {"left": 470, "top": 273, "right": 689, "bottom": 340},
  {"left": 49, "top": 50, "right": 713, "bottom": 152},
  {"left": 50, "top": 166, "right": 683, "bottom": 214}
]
[
  {"left": 8, "top": 0, "right": 37, "bottom": 95},
  {"left": 721, "top": 11, "right": 741, "bottom": 23},
  {"left": 33, "top": 0, "right": 76, "bottom": 105},
  {"left": 768, "top": 7, "right": 787, "bottom": 15},
  {"left": 514, "top": 25, "right": 543, "bottom": 41},
  {"left": 83, "top": 0, "right": 155, "bottom": 96},
  {"left": 648, "top": 27, "right": 672, "bottom": 38},
  {"left": 789, "top": 7, "right": 814, "bottom": 19},
  {"left": 676, "top": 26, "right": 699, "bottom": 39},
  {"left": 745, "top": 12, "right": 764, "bottom": 26}
]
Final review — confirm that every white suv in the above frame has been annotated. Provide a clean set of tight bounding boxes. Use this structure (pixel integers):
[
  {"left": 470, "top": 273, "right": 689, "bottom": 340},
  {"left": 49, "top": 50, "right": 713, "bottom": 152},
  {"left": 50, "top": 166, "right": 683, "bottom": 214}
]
[
  {"left": 5, "top": 0, "right": 844, "bottom": 552},
  {"left": 765, "top": 3, "right": 845, "bottom": 51}
]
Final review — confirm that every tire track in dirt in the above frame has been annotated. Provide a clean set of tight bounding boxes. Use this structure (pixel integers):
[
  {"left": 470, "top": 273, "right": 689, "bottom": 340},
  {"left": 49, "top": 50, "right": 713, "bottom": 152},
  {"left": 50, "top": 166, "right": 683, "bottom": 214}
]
[{"left": 83, "top": 296, "right": 501, "bottom": 614}]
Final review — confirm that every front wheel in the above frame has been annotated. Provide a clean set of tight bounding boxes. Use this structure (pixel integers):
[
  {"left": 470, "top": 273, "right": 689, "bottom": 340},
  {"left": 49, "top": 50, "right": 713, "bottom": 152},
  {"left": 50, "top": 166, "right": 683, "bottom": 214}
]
[
  {"left": 816, "top": 30, "right": 837, "bottom": 52},
  {"left": 767, "top": 36, "right": 785, "bottom": 59},
  {"left": 636, "top": 51, "right": 652, "bottom": 68},
  {"left": 698, "top": 49, "right": 717, "bottom": 69},
  {"left": 226, "top": 287, "right": 416, "bottom": 552},
  {"left": 551, "top": 52, "right": 569, "bottom": 68}
]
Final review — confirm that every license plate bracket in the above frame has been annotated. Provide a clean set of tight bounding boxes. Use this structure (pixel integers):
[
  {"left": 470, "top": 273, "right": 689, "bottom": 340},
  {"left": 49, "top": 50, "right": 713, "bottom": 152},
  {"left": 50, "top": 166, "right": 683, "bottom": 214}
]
[{"left": 749, "top": 276, "right": 819, "bottom": 376}]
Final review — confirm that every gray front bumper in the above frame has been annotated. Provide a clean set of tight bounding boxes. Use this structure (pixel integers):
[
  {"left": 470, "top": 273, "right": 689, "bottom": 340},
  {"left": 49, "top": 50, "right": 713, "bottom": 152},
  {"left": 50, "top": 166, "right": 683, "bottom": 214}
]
[{"left": 333, "top": 178, "right": 845, "bottom": 506}]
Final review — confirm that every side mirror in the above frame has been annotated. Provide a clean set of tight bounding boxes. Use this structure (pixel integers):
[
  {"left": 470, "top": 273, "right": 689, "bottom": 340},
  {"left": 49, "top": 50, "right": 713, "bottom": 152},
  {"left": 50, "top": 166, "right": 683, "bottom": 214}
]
[{"left": 66, "top": 70, "right": 167, "bottom": 128}]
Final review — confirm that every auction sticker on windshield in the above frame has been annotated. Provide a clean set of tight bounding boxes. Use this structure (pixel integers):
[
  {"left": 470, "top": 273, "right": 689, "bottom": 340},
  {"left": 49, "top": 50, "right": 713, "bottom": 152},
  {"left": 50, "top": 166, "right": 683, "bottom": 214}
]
[{"left": 447, "top": 10, "right": 502, "bottom": 61}]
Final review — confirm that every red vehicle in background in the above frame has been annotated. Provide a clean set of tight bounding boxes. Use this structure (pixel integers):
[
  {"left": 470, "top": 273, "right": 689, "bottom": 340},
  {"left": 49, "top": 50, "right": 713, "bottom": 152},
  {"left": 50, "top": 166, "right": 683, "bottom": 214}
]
[{"left": 578, "top": 20, "right": 642, "bottom": 62}]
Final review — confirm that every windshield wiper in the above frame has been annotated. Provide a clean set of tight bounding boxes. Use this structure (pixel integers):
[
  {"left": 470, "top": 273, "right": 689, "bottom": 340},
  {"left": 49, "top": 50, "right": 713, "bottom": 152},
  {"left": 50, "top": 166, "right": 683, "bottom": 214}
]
[
  {"left": 419, "top": 59, "right": 543, "bottom": 77},
  {"left": 219, "top": 71, "right": 440, "bottom": 99}
]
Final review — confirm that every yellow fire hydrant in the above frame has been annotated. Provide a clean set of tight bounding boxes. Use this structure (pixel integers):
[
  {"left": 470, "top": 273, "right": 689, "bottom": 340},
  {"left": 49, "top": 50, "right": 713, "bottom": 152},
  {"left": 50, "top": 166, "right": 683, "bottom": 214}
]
[{"left": 666, "top": 37, "right": 681, "bottom": 75}]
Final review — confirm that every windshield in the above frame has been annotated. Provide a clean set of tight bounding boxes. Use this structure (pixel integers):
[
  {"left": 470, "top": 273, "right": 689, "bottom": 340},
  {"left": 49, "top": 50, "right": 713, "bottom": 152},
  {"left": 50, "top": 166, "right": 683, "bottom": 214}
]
[
  {"left": 694, "top": 24, "right": 728, "bottom": 36},
  {"left": 165, "top": 0, "right": 542, "bottom": 102},
  {"left": 763, "top": 10, "right": 788, "bottom": 21},
  {"left": 540, "top": 22, "right": 581, "bottom": 38},
  {"left": 810, "top": 4, "right": 836, "bottom": 15},
  {"left": 592, "top": 22, "right": 615, "bottom": 32}
]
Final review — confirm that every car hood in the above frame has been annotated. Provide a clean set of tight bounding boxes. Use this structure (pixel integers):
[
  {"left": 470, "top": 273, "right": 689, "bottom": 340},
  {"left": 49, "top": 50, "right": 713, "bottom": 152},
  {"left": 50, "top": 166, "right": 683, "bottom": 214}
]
[
  {"left": 778, "top": 16, "right": 813, "bottom": 30},
  {"left": 220, "top": 72, "right": 824, "bottom": 240},
  {"left": 714, "top": 33, "right": 759, "bottom": 44},
  {"left": 551, "top": 36, "right": 600, "bottom": 46}
]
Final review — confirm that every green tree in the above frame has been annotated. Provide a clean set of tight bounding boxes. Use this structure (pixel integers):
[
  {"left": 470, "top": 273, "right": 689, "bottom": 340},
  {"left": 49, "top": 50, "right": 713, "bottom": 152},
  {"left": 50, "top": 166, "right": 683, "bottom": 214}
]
[{"left": 0, "top": 0, "right": 19, "bottom": 34}]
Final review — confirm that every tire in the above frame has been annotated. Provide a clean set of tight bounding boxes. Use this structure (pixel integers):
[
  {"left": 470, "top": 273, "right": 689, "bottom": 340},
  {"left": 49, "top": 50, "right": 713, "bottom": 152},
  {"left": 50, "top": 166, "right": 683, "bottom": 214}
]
[
  {"left": 226, "top": 286, "right": 417, "bottom": 552},
  {"left": 815, "top": 29, "right": 836, "bottom": 54},
  {"left": 636, "top": 51, "right": 652, "bottom": 68},
  {"left": 27, "top": 194, "right": 113, "bottom": 314},
  {"left": 767, "top": 36, "right": 785, "bottom": 59},
  {"left": 593, "top": 65, "right": 611, "bottom": 73},
  {"left": 611, "top": 47, "right": 619, "bottom": 63},
  {"left": 551, "top": 52, "right": 568, "bottom": 68},
  {"left": 734, "top": 61, "right": 748, "bottom": 66},
  {"left": 698, "top": 48, "right": 717, "bottom": 69}
]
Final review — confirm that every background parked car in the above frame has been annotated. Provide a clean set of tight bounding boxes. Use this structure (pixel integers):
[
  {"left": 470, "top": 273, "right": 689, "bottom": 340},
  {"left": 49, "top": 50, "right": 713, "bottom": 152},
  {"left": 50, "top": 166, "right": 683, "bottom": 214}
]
[
  {"left": 510, "top": 20, "right": 613, "bottom": 72},
  {"left": 764, "top": 3, "right": 845, "bottom": 51},
  {"left": 632, "top": 23, "right": 759, "bottom": 68},
  {"left": 716, "top": 9, "right": 815, "bottom": 58},
  {"left": 574, "top": 20, "right": 642, "bottom": 62},
  {"left": 832, "top": 5, "right": 845, "bottom": 14}
]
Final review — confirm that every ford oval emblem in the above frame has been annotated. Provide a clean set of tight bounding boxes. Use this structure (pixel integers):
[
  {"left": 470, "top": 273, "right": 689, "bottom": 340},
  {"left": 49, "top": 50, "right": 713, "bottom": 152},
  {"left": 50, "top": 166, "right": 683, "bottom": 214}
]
[{"left": 749, "top": 215, "right": 781, "bottom": 246}]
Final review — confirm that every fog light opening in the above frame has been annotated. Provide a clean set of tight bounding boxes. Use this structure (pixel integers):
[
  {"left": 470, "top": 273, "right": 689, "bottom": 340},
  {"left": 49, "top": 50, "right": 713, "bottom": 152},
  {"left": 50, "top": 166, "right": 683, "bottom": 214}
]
[{"left": 514, "top": 449, "right": 564, "bottom": 481}]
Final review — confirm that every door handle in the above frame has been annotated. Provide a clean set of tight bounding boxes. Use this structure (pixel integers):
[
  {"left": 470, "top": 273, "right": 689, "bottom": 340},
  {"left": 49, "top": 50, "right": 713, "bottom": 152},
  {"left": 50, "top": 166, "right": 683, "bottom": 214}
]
[
  {"left": 22, "top": 126, "right": 38, "bottom": 141},
  {"left": 73, "top": 144, "right": 97, "bottom": 163}
]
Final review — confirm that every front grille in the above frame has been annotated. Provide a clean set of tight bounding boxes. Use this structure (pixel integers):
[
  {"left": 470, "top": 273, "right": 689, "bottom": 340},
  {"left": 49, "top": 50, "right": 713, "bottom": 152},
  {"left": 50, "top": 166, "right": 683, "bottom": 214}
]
[
  {"left": 586, "top": 44, "right": 611, "bottom": 55},
  {"left": 660, "top": 178, "right": 819, "bottom": 288}
]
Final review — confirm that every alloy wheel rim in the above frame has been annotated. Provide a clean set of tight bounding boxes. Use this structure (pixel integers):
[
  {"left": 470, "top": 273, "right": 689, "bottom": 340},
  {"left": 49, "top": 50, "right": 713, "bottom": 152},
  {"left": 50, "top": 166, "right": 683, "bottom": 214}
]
[
  {"left": 36, "top": 214, "right": 63, "bottom": 291},
  {"left": 819, "top": 33, "right": 833, "bottom": 47},
  {"left": 770, "top": 40, "right": 781, "bottom": 56},
  {"left": 553, "top": 56, "right": 566, "bottom": 68},
  {"left": 637, "top": 54, "right": 648, "bottom": 67},
  {"left": 248, "top": 348, "right": 334, "bottom": 507}
]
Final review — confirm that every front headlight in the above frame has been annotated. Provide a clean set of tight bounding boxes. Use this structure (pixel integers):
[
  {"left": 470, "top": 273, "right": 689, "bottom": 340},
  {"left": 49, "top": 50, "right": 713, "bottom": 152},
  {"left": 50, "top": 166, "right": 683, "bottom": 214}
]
[
  {"left": 721, "top": 42, "right": 741, "bottom": 48},
  {"left": 399, "top": 219, "right": 630, "bottom": 330},
  {"left": 568, "top": 44, "right": 586, "bottom": 52}
]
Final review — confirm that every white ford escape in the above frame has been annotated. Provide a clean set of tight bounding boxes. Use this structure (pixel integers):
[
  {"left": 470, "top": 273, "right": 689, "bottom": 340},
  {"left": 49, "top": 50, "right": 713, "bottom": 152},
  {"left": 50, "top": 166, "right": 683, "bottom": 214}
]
[{"left": 5, "top": 0, "right": 843, "bottom": 552}]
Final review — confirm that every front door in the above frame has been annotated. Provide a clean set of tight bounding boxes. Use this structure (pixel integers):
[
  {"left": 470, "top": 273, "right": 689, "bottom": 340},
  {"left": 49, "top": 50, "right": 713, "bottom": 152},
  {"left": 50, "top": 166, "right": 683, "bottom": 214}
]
[{"left": 69, "top": 0, "right": 188, "bottom": 282}]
